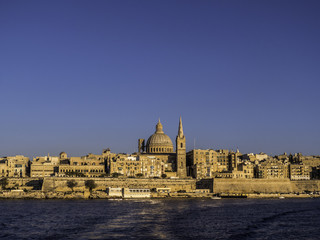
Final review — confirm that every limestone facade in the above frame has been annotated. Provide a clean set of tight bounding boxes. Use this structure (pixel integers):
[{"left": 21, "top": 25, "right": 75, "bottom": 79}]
[
  {"left": 289, "top": 164, "right": 310, "bottom": 180},
  {"left": 187, "top": 149, "right": 218, "bottom": 179},
  {"left": 0, "top": 155, "right": 29, "bottom": 177},
  {"left": 254, "top": 158, "right": 289, "bottom": 179},
  {"left": 187, "top": 149, "right": 242, "bottom": 179},
  {"left": 298, "top": 155, "right": 320, "bottom": 168},
  {"left": 233, "top": 162, "right": 254, "bottom": 179},
  {"left": 59, "top": 153, "right": 106, "bottom": 177},
  {"left": 31, "top": 154, "right": 59, "bottom": 177},
  {"left": 109, "top": 153, "right": 176, "bottom": 178}
]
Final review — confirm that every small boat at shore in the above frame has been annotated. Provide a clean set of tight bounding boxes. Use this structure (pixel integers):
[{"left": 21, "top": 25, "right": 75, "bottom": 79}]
[
  {"left": 279, "top": 196, "right": 285, "bottom": 199},
  {"left": 211, "top": 196, "right": 222, "bottom": 200},
  {"left": 220, "top": 194, "right": 248, "bottom": 198}
]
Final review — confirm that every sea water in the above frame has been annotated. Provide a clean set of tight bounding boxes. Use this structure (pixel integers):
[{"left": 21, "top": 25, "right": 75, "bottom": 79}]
[{"left": 0, "top": 198, "right": 319, "bottom": 239}]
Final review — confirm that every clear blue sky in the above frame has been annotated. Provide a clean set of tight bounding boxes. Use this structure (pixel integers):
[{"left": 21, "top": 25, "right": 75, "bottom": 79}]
[{"left": 1, "top": 0, "right": 319, "bottom": 157}]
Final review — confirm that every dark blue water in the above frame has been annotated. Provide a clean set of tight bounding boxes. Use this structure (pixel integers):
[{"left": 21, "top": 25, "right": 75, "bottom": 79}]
[{"left": 0, "top": 198, "right": 319, "bottom": 239}]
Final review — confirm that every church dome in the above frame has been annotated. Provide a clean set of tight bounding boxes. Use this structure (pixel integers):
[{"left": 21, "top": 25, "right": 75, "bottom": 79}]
[
  {"left": 146, "top": 119, "right": 174, "bottom": 153},
  {"left": 59, "top": 152, "right": 67, "bottom": 159}
]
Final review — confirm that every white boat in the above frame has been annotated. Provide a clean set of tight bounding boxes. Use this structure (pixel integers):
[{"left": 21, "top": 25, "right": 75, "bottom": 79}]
[{"left": 211, "top": 196, "right": 222, "bottom": 200}]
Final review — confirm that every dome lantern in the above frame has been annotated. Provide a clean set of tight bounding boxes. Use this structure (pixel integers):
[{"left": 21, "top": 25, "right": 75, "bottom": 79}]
[{"left": 156, "top": 118, "right": 164, "bottom": 133}]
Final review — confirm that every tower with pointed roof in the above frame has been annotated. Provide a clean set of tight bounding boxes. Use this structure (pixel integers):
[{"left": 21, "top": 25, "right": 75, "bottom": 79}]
[{"left": 176, "top": 117, "right": 187, "bottom": 178}]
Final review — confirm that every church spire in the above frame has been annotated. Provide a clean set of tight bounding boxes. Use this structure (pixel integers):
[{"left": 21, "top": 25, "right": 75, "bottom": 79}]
[
  {"left": 176, "top": 116, "right": 186, "bottom": 178},
  {"left": 178, "top": 116, "right": 183, "bottom": 138},
  {"left": 178, "top": 116, "right": 184, "bottom": 138}
]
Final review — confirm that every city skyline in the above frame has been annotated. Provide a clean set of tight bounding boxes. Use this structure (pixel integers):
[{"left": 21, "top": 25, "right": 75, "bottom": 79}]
[
  {"left": 0, "top": 117, "right": 318, "bottom": 159},
  {"left": 1, "top": 1, "right": 320, "bottom": 157}
]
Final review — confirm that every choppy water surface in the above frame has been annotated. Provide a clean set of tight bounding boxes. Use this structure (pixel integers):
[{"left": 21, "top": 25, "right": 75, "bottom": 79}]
[{"left": 0, "top": 198, "right": 319, "bottom": 239}]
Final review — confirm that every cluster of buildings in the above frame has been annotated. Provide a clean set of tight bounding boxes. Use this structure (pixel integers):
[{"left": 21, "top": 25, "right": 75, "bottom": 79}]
[
  {"left": 1, "top": 118, "right": 320, "bottom": 181},
  {"left": 188, "top": 149, "right": 320, "bottom": 180}
]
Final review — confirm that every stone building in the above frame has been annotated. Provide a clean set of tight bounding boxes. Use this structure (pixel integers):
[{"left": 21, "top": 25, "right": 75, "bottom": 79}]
[
  {"left": 254, "top": 158, "right": 289, "bottom": 179},
  {"left": 242, "top": 152, "right": 269, "bottom": 162},
  {"left": 59, "top": 152, "right": 106, "bottom": 177},
  {"left": 296, "top": 155, "right": 320, "bottom": 168},
  {"left": 216, "top": 149, "right": 240, "bottom": 171},
  {"left": 0, "top": 155, "right": 30, "bottom": 177},
  {"left": 109, "top": 154, "right": 138, "bottom": 177},
  {"left": 28, "top": 149, "right": 111, "bottom": 178},
  {"left": 289, "top": 154, "right": 320, "bottom": 179},
  {"left": 138, "top": 154, "right": 166, "bottom": 177},
  {"left": 255, "top": 153, "right": 269, "bottom": 161},
  {"left": 0, "top": 161, "right": 6, "bottom": 177},
  {"left": 186, "top": 149, "right": 218, "bottom": 179},
  {"left": 31, "top": 154, "right": 59, "bottom": 177},
  {"left": 109, "top": 154, "right": 163, "bottom": 178},
  {"left": 186, "top": 149, "right": 241, "bottom": 179},
  {"left": 241, "top": 153, "right": 257, "bottom": 162},
  {"left": 276, "top": 152, "right": 290, "bottom": 162},
  {"left": 232, "top": 162, "right": 254, "bottom": 179},
  {"left": 289, "top": 164, "right": 310, "bottom": 180}
]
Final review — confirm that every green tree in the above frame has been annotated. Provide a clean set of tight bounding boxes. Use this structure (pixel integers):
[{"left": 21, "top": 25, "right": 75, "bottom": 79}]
[
  {"left": 67, "top": 180, "right": 78, "bottom": 192},
  {"left": 161, "top": 173, "right": 167, "bottom": 178},
  {"left": 0, "top": 177, "right": 8, "bottom": 190},
  {"left": 85, "top": 180, "right": 96, "bottom": 192}
]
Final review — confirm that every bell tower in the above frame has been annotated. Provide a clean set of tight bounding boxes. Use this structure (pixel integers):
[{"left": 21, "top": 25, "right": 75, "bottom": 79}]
[{"left": 176, "top": 117, "right": 187, "bottom": 178}]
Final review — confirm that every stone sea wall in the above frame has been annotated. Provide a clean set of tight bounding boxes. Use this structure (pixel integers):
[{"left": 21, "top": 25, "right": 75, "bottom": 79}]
[
  {"left": 2, "top": 177, "right": 196, "bottom": 192},
  {"left": 212, "top": 179, "right": 320, "bottom": 194},
  {"left": 6, "top": 178, "right": 43, "bottom": 190},
  {"left": 0, "top": 177, "right": 197, "bottom": 199},
  {"left": 42, "top": 177, "right": 197, "bottom": 192},
  {"left": 3, "top": 177, "right": 320, "bottom": 197}
]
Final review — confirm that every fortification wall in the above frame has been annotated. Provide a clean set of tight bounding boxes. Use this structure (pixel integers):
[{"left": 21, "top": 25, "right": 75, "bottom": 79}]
[
  {"left": 291, "top": 180, "right": 320, "bottom": 192},
  {"left": 212, "top": 179, "right": 320, "bottom": 194},
  {"left": 42, "top": 177, "right": 196, "bottom": 192},
  {"left": 6, "top": 178, "right": 43, "bottom": 190},
  {"left": 5, "top": 177, "right": 320, "bottom": 195}
]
